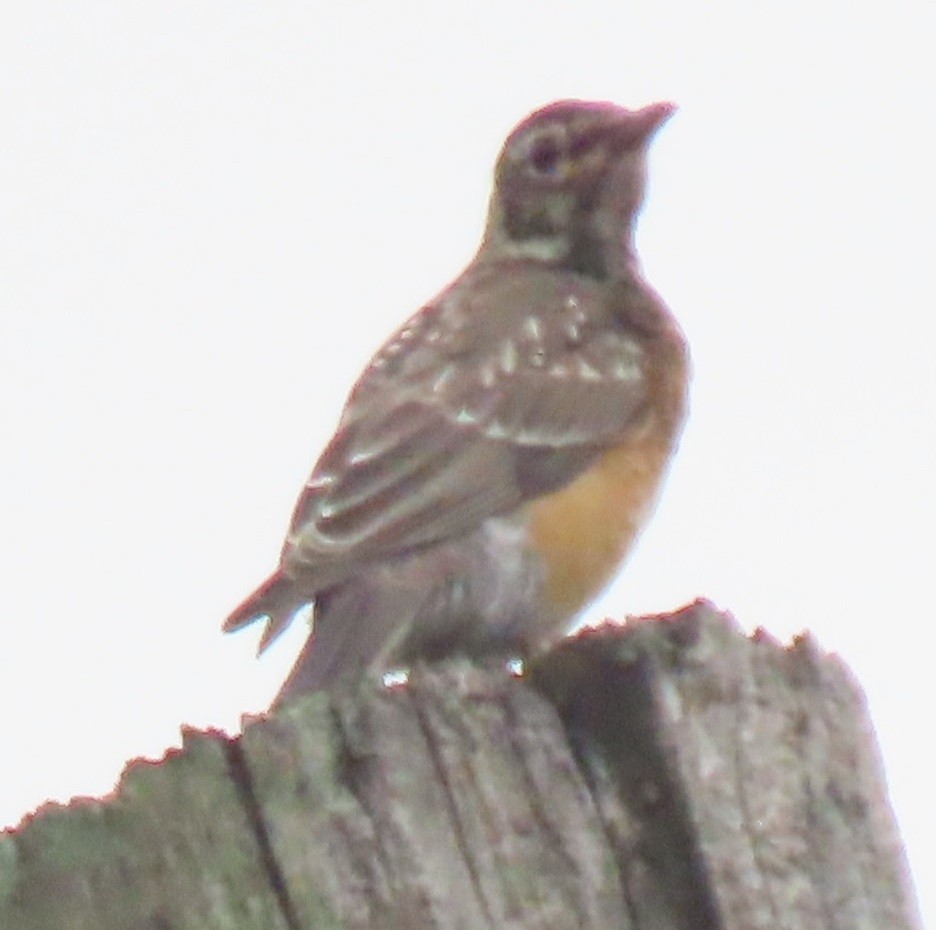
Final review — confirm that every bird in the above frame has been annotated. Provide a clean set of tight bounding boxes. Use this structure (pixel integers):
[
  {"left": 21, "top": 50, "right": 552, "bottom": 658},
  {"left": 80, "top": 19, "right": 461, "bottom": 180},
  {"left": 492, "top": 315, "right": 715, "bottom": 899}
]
[{"left": 224, "top": 99, "right": 689, "bottom": 706}]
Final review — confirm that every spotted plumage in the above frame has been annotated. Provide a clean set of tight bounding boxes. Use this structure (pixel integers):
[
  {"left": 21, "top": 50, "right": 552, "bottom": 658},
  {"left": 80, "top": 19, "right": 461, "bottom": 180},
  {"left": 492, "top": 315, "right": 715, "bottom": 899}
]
[{"left": 224, "top": 100, "right": 689, "bottom": 704}]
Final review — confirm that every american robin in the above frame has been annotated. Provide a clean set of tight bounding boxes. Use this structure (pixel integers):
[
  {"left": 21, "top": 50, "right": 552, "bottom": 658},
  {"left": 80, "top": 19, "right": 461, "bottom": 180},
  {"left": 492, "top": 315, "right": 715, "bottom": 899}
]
[{"left": 225, "top": 99, "right": 689, "bottom": 705}]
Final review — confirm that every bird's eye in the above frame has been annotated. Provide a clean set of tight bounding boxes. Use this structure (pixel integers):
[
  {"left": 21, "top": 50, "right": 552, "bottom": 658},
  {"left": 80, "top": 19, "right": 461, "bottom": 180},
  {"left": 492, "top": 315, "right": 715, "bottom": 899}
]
[{"left": 527, "top": 135, "right": 565, "bottom": 176}]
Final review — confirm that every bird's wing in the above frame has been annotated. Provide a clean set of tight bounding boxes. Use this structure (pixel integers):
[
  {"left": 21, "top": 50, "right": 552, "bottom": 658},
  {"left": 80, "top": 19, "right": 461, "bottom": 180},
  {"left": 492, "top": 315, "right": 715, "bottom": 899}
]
[{"left": 283, "top": 264, "right": 653, "bottom": 586}]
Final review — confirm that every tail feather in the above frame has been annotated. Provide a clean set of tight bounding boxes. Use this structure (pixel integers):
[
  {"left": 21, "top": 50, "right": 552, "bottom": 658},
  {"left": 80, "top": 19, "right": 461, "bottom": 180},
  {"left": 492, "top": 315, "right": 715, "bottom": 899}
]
[
  {"left": 271, "top": 578, "right": 420, "bottom": 707},
  {"left": 223, "top": 571, "right": 310, "bottom": 653}
]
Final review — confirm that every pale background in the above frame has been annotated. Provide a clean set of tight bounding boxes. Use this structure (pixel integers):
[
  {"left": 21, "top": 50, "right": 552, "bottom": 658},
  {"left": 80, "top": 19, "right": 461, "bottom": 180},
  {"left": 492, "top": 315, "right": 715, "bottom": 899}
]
[{"left": 2, "top": 1, "right": 932, "bottom": 921}]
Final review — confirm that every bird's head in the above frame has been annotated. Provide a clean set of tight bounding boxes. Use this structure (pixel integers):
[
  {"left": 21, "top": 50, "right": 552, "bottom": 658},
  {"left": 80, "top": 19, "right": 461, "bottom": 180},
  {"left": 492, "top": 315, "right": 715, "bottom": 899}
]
[{"left": 481, "top": 100, "right": 675, "bottom": 278}]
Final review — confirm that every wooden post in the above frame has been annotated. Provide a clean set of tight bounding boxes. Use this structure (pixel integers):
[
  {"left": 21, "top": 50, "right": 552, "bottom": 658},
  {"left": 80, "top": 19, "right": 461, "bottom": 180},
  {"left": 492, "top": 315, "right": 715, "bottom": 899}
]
[{"left": 0, "top": 601, "right": 921, "bottom": 929}]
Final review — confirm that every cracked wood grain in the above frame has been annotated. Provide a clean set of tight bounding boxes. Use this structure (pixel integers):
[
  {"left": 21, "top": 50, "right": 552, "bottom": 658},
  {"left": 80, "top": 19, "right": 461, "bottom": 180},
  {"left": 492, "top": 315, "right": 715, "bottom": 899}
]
[
  {"left": 531, "top": 604, "right": 922, "bottom": 930},
  {"left": 0, "top": 602, "right": 922, "bottom": 930},
  {"left": 0, "top": 729, "right": 293, "bottom": 930},
  {"left": 223, "top": 737, "right": 302, "bottom": 930}
]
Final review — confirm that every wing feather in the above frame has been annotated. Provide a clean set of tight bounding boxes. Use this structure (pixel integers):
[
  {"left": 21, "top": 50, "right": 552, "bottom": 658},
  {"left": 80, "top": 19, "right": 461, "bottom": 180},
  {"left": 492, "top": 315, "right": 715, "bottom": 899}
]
[{"left": 282, "top": 263, "right": 655, "bottom": 588}]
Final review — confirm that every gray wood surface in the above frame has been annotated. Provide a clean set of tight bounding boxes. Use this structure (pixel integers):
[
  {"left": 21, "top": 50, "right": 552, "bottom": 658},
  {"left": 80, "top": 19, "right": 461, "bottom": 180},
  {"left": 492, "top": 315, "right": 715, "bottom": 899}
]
[{"left": 0, "top": 600, "right": 921, "bottom": 929}]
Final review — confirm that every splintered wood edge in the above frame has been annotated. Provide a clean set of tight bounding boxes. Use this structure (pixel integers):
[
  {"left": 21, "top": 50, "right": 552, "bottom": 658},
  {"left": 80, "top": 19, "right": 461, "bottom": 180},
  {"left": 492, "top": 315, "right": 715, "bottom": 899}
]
[
  {"left": 530, "top": 599, "right": 922, "bottom": 930},
  {"left": 0, "top": 600, "right": 923, "bottom": 930}
]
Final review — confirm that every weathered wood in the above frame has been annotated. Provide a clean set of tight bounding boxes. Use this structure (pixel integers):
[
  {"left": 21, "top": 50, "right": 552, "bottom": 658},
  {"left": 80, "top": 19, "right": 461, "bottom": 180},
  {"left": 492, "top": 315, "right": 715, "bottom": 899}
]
[
  {"left": 0, "top": 601, "right": 921, "bottom": 929},
  {"left": 0, "top": 729, "right": 291, "bottom": 929}
]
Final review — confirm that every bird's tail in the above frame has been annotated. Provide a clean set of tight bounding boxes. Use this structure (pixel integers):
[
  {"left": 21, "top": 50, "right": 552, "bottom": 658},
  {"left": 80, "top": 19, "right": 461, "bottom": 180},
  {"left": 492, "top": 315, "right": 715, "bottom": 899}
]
[
  {"left": 223, "top": 571, "right": 309, "bottom": 653},
  {"left": 270, "top": 576, "right": 422, "bottom": 707}
]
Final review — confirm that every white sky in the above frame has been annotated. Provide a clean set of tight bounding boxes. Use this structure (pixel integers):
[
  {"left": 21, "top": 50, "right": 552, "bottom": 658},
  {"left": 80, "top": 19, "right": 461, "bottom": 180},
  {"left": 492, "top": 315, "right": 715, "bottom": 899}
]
[{"left": 2, "top": 1, "right": 932, "bottom": 920}]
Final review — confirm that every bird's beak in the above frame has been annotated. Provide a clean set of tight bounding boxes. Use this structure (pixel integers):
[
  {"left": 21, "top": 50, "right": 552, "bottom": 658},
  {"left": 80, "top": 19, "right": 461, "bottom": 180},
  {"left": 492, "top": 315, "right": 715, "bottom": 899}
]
[{"left": 607, "top": 101, "right": 677, "bottom": 150}]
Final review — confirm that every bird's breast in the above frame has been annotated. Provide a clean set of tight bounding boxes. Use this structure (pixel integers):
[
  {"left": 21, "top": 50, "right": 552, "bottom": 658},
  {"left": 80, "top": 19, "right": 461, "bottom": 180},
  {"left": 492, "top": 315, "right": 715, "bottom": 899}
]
[{"left": 525, "top": 417, "right": 676, "bottom": 622}]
